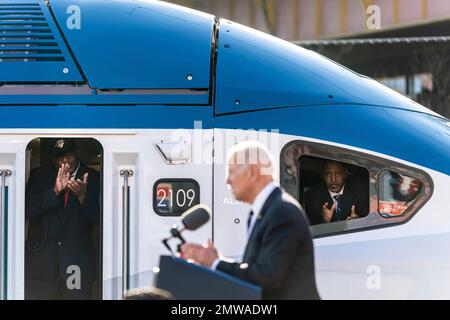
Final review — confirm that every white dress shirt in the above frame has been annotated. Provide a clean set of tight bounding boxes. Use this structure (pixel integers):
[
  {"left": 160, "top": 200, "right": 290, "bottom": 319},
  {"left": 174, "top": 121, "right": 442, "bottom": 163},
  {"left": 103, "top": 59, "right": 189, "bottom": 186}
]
[
  {"left": 328, "top": 185, "right": 345, "bottom": 208},
  {"left": 71, "top": 162, "right": 80, "bottom": 180},
  {"left": 211, "top": 181, "right": 278, "bottom": 270}
]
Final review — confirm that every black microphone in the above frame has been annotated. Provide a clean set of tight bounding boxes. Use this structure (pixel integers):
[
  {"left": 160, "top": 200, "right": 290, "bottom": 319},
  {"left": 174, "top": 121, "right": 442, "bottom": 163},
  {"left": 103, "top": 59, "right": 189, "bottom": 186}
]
[
  {"left": 181, "top": 204, "right": 211, "bottom": 231},
  {"left": 162, "top": 204, "right": 211, "bottom": 255}
]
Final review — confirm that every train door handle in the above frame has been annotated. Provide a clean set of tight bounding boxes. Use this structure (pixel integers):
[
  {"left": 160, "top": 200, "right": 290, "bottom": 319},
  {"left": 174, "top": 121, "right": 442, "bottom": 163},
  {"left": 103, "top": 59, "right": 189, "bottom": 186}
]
[{"left": 155, "top": 142, "right": 191, "bottom": 165}]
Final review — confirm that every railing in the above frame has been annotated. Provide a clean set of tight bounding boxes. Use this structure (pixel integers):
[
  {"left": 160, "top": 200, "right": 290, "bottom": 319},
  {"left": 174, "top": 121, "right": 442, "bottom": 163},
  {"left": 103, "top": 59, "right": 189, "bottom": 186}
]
[
  {"left": 120, "top": 169, "right": 133, "bottom": 299},
  {"left": 0, "top": 169, "right": 12, "bottom": 300}
]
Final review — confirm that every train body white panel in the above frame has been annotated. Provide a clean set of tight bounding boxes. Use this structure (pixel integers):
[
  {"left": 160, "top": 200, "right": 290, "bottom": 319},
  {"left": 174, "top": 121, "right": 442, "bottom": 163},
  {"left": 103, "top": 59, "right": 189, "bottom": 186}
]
[
  {"left": 1, "top": 127, "right": 448, "bottom": 299},
  {"left": 212, "top": 130, "right": 450, "bottom": 299},
  {"left": 1, "top": 129, "right": 213, "bottom": 300}
]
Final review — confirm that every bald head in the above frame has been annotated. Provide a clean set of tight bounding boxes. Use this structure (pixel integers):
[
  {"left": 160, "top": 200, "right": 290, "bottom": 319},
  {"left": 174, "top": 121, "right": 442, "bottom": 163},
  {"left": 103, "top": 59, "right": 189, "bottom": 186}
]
[{"left": 226, "top": 141, "right": 275, "bottom": 204}]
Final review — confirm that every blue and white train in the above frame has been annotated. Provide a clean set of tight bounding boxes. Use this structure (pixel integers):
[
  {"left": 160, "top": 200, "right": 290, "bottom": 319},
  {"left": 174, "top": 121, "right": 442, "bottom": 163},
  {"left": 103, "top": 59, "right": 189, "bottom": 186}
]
[{"left": 0, "top": 0, "right": 449, "bottom": 300}]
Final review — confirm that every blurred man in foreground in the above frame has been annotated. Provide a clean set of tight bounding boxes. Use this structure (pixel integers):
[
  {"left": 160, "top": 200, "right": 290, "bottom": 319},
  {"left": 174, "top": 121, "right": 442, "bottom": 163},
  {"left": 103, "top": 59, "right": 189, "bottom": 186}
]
[{"left": 181, "top": 141, "right": 319, "bottom": 300}]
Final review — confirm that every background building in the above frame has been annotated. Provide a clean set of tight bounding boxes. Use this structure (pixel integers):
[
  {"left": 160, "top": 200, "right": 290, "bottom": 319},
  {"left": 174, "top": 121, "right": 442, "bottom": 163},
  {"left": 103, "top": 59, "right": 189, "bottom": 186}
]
[{"left": 165, "top": 0, "right": 450, "bottom": 118}]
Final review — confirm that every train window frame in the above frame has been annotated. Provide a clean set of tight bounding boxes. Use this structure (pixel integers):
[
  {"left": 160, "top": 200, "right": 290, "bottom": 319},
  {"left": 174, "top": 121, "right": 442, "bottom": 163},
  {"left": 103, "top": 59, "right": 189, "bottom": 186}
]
[
  {"left": 280, "top": 140, "right": 433, "bottom": 238},
  {"left": 153, "top": 178, "right": 200, "bottom": 217}
]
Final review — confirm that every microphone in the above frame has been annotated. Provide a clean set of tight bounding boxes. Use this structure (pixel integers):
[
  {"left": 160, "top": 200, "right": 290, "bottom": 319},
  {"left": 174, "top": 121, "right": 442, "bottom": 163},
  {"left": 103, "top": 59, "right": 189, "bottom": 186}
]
[
  {"left": 162, "top": 204, "right": 211, "bottom": 255},
  {"left": 181, "top": 204, "right": 211, "bottom": 231}
]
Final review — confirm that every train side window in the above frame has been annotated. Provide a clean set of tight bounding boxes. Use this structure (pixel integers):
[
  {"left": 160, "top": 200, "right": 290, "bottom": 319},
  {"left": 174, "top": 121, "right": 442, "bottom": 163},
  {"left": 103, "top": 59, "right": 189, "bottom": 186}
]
[
  {"left": 280, "top": 141, "right": 433, "bottom": 238},
  {"left": 378, "top": 170, "right": 423, "bottom": 217}
]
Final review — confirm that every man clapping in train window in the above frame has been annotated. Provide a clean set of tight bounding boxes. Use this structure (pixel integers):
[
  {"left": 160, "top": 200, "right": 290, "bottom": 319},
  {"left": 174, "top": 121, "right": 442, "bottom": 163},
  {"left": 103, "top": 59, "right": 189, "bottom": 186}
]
[{"left": 25, "top": 138, "right": 100, "bottom": 300}]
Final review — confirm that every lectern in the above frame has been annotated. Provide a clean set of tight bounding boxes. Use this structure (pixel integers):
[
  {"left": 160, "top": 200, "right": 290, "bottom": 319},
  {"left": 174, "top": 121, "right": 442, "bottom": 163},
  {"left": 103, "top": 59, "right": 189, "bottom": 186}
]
[{"left": 155, "top": 255, "right": 261, "bottom": 300}]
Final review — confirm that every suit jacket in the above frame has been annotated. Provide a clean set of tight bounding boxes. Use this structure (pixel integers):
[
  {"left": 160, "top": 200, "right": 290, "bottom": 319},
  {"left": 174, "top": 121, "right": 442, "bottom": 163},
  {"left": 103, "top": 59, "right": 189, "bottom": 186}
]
[
  {"left": 217, "top": 187, "right": 320, "bottom": 300},
  {"left": 304, "top": 178, "right": 369, "bottom": 225},
  {"left": 25, "top": 163, "right": 100, "bottom": 283}
]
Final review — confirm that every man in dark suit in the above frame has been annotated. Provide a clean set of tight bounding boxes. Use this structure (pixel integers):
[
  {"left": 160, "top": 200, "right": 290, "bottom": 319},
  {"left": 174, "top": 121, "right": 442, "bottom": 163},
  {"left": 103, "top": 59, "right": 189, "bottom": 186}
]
[
  {"left": 25, "top": 138, "right": 100, "bottom": 300},
  {"left": 304, "top": 160, "right": 369, "bottom": 225},
  {"left": 181, "top": 141, "right": 320, "bottom": 300}
]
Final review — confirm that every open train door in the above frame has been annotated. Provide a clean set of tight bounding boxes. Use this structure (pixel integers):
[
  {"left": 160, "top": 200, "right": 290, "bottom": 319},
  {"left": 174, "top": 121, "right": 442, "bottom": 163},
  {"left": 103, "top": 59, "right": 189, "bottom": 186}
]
[{"left": 0, "top": 0, "right": 217, "bottom": 300}]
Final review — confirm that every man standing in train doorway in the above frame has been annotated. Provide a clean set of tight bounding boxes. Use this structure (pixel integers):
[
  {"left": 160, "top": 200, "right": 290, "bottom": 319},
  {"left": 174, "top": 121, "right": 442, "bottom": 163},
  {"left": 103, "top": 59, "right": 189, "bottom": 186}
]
[{"left": 25, "top": 138, "right": 100, "bottom": 300}]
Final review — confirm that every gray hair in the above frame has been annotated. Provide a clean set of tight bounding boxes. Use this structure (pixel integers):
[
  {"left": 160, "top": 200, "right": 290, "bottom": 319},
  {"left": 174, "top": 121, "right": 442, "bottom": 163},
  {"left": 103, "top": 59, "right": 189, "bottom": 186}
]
[
  {"left": 124, "top": 286, "right": 174, "bottom": 300},
  {"left": 226, "top": 141, "right": 275, "bottom": 177}
]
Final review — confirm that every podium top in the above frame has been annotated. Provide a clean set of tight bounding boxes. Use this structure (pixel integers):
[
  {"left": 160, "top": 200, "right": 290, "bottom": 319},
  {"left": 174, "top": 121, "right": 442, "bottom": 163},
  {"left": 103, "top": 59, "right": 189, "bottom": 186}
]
[{"left": 155, "top": 255, "right": 261, "bottom": 300}]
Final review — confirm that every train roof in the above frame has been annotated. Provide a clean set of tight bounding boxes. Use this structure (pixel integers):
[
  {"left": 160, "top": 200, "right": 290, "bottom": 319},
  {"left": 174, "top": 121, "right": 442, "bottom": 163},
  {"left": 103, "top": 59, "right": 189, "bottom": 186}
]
[
  {"left": 0, "top": 0, "right": 442, "bottom": 118},
  {"left": 0, "top": 0, "right": 448, "bottom": 176},
  {"left": 1, "top": 0, "right": 214, "bottom": 90}
]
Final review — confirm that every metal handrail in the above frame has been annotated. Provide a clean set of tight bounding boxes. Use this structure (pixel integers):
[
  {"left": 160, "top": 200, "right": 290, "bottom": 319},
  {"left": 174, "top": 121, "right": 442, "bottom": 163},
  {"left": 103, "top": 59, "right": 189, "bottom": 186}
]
[
  {"left": 120, "top": 169, "right": 133, "bottom": 300},
  {"left": 0, "top": 169, "right": 12, "bottom": 300}
]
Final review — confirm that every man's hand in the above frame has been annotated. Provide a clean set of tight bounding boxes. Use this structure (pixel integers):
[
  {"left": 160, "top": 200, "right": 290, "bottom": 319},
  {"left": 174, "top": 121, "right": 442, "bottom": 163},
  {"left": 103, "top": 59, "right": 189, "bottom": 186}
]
[
  {"left": 68, "top": 172, "right": 88, "bottom": 204},
  {"left": 322, "top": 202, "right": 335, "bottom": 223},
  {"left": 180, "top": 239, "right": 218, "bottom": 268},
  {"left": 54, "top": 163, "right": 70, "bottom": 196},
  {"left": 347, "top": 205, "right": 359, "bottom": 220}
]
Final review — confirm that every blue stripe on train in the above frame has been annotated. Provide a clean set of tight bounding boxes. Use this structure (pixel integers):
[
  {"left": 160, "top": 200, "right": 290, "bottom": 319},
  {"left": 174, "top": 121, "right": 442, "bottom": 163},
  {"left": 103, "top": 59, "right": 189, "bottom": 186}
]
[
  {"left": 0, "top": 105, "right": 213, "bottom": 129},
  {"left": 215, "top": 105, "right": 450, "bottom": 176},
  {"left": 0, "top": 104, "right": 448, "bottom": 175}
]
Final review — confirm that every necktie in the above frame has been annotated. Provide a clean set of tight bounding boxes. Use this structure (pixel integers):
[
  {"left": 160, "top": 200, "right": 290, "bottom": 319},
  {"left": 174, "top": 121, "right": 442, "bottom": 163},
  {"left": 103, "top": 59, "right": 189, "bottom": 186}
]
[
  {"left": 247, "top": 210, "right": 254, "bottom": 232},
  {"left": 333, "top": 194, "right": 343, "bottom": 220},
  {"left": 64, "top": 188, "right": 70, "bottom": 209}
]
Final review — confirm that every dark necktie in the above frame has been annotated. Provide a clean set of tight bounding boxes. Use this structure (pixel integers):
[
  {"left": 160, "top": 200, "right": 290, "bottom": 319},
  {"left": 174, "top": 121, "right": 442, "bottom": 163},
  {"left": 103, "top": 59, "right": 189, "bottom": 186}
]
[
  {"left": 64, "top": 172, "right": 76, "bottom": 209},
  {"left": 64, "top": 188, "right": 70, "bottom": 209},
  {"left": 333, "top": 194, "right": 343, "bottom": 220},
  {"left": 247, "top": 210, "right": 254, "bottom": 232}
]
